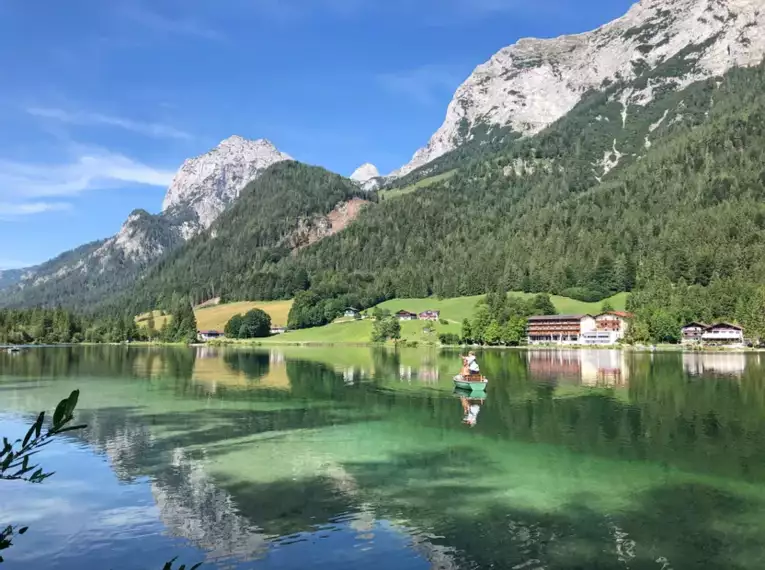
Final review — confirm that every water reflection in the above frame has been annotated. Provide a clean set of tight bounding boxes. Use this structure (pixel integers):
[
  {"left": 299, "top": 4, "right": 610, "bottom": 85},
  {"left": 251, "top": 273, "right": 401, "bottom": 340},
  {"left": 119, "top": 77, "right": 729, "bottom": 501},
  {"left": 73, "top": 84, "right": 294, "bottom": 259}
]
[
  {"left": 526, "top": 349, "right": 630, "bottom": 387},
  {"left": 682, "top": 352, "right": 748, "bottom": 378},
  {"left": 4, "top": 347, "right": 765, "bottom": 569}
]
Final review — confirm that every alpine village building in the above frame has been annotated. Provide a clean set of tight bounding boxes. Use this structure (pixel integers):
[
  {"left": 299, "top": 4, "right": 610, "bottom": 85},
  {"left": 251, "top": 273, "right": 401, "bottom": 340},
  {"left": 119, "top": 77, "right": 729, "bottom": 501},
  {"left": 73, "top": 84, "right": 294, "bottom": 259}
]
[
  {"left": 682, "top": 323, "right": 745, "bottom": 347},
  {"left": 527, "top": 312, "right": 633, "bottom": 346}
]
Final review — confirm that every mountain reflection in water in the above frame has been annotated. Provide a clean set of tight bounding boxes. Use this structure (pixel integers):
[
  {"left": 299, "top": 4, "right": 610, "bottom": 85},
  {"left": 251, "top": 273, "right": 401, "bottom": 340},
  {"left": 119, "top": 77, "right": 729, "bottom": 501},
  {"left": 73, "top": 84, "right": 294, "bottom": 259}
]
[{"left": 2, "top": 346, "right": 765, "bottom": 569}]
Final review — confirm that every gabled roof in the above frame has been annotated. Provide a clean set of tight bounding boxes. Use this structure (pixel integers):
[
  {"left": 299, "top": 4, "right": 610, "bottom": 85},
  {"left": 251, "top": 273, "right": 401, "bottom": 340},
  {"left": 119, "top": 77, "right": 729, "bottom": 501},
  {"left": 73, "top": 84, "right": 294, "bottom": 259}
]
[
  {"left": 706, "top": 322, "right": 743, "bottom": 331},
  {"left": 396, "top": 310, "right": 417, "bottom": 315},
  {"left": 682, "top": 322, "right": 709, "bottom": 329},
  {"left": 597, "top": 311, "right": 634, "bottom": 319}
]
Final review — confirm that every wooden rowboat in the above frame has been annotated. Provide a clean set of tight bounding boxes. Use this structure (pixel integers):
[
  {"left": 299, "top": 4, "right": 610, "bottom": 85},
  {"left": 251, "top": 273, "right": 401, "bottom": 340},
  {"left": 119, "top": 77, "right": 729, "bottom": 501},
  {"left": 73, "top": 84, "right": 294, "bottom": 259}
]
[{"left": 453, "top": 374, "right": 488, "bottom": 392}]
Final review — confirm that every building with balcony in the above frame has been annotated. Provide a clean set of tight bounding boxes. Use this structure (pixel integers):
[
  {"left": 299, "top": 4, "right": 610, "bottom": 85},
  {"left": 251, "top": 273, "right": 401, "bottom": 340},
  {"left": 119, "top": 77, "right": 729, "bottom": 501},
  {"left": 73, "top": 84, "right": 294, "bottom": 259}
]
[
  {"left": 527, "top": 315, "right": 596, "bottom": 345},
  {"left": 701, "top": 323, "right": 745, "bottom": 347},
  {"left": 581, "top": 311, "right": 634, "bottom": 345},
  {"left": 681, "top": 322, "right": 709, "bottom": 345}
]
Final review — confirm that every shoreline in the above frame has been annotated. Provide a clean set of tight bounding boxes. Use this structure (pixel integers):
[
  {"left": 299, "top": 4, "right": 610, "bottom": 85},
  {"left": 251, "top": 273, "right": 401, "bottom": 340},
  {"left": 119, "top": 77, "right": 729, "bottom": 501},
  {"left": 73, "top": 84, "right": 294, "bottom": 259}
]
[
  {"left": 4, "top": 341, "right": 762, "bottom": 353},
  {"left": 203, "top": 339, "right": 762, "bottom": 353}
]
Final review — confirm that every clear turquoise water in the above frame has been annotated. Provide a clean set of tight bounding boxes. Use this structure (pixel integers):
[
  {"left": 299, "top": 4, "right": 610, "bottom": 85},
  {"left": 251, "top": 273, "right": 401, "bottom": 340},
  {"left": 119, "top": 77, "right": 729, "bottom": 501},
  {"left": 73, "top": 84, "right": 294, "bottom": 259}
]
[{"left": 1, "top": 346, "right": 765, "bottom": 569}]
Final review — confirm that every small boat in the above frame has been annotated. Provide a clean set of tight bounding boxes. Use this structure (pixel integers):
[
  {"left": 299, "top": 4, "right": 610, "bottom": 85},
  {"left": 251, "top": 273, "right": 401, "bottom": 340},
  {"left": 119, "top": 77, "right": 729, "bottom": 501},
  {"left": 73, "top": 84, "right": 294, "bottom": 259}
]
[
  {"left": 453, "top": 373, "right": 488, "bottom": 392},
  {"left": 7, "top": 347, "right": 21, "bottom": 354}
]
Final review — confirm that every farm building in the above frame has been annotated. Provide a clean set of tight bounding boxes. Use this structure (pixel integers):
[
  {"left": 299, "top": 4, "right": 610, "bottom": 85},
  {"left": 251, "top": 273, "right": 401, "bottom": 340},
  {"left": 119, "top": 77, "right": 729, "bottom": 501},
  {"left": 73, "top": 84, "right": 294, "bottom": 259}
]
[
  {"left": 396, "top": 311, "right": 418, "bottom": 321},
  {"left": 418, "top": 310, "right": 441, "bottom": 321},
  {"left": 197, "top": 330, "right": 224, "bottom": 342}
]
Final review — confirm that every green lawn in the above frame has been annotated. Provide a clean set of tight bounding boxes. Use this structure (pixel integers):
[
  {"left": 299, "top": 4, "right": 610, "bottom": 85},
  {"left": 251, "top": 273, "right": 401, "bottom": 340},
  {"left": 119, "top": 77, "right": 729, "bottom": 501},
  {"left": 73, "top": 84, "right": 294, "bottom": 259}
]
[
  {"left": 376, "top": 292, "right": 628, "bottom": 324},
  {"left": 243, "top": 292, "right": 627, "bottom": 345},
  {"left": 256, "top": 318, "right": 460, "bottom": 345},
  {"left": 379, "top": 170, "right": 457, "bottom": 201}
]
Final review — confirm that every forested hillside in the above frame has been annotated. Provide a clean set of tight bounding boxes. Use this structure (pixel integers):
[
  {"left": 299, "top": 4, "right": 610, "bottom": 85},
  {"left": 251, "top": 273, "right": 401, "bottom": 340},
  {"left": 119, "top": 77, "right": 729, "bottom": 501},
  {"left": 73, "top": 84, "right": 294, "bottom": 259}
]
[
  {"left": 114, "top": 161, "right": 368, "bottom": 314},
  {"left": 293, "top": 62, "right": 765, "bottom": 300}
]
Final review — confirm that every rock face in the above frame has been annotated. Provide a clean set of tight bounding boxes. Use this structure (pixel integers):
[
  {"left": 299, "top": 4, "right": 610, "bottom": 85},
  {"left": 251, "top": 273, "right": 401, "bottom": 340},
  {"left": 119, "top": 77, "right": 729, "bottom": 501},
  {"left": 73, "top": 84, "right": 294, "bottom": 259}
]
[
  {"left": 162, "top": 136, "right": 292, "bottom": 234},
  {"left": 393, "top": 0, "right": 765, "bottom": 177},
  {"left": 290, "top": 197, "right": 370, "bottom": 250},
  {"left": 350, "top": 163, "right": 380, "bottom": 183},
  {"left": 350, "top": 163, "right": 383, "bottom": 191}
]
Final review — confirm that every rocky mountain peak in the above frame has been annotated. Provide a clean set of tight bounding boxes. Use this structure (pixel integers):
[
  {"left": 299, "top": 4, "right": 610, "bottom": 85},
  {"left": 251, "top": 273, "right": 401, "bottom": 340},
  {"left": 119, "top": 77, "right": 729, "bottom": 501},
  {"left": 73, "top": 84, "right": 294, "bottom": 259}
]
[
  {"left": 161, "top": 135, "right": 292, "bottom": 229},
  {"left": 350, "top": 163, "right": 380, "bottom": 183},
  {"left": 393, "top": 0, "right": 765, "bottom": 177}
]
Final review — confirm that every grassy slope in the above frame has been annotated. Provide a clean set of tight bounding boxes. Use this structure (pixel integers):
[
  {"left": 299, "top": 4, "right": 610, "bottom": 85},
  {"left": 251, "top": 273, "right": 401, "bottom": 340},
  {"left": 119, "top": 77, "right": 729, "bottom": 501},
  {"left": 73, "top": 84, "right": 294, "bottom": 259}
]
[
  {"left": 255, "top": 292, "right": 627, "bottom": 344},
  {"left": 257, "top": 319, "right": 460, "bottom": 345},
  {"left": 379, "top": 170, "right": 457, "bottom": 201},
  {"left": 137, "top": 300, "right": 294, "bottom": 331},
  {"left": 377, "top": 292, "right": 628, "bottom": 323}
]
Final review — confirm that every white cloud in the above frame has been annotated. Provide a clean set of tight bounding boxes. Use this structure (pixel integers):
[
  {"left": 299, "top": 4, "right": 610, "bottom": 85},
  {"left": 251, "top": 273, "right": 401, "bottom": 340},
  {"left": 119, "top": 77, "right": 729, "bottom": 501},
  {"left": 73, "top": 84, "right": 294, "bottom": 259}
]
[
  {"left": 0, "top": 202, "right": 71, "bottom": 217},
  {"left": 0, "top": 148, "right": 175, "bottom": 218},
  {"left": 0, "top": 149, "right": 175, "bottom": 199},
  {"left": 376, "top": 65, "right": 464, "bottom": 105},
  {"left": 27, "top": 107, "right": 193, "bottom": 140}
]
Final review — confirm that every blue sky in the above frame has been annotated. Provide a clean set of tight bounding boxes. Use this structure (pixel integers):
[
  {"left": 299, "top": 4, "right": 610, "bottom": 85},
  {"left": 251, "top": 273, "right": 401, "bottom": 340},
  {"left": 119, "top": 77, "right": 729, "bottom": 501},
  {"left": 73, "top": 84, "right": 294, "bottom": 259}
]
[{"left": 0, "top": 0, "right": 636, "bottom": 269}]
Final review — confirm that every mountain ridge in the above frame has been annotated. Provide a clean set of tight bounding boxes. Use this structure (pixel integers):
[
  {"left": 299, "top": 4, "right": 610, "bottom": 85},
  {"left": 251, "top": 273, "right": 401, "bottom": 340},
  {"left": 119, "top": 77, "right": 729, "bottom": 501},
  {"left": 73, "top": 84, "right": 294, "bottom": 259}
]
[{"left": 393, "top": 0, "right": 765, "bottom": 177}]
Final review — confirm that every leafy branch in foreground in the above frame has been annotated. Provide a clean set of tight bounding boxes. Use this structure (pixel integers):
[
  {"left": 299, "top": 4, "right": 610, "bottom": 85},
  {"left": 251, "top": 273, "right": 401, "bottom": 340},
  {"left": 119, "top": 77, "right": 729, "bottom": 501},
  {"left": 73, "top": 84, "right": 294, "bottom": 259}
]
[
  {"left": 162, "top": 557, "right": 202, "bottom": 570},
  {"left": 0, "top": 390, "right": 203, "bottom": 568},
  {"left": 0, "top": 390, "right": 85, "bottom": 562},
  {"left": 1, "top": 390, "right": 85, "bottom": 484}
]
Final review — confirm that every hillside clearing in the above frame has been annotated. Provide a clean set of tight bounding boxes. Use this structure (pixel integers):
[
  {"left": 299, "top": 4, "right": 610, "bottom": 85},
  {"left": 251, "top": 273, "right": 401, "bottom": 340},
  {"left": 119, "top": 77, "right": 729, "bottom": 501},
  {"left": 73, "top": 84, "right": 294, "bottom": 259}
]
[
  {"left": 136, "top": 300, "right": 293, "bottom": 331},
  {"left": 379, "top": 170, "right": 457, "bottom": 200},
  {"left": 376, "top": 292, "right": 628, "bottom": 323}
]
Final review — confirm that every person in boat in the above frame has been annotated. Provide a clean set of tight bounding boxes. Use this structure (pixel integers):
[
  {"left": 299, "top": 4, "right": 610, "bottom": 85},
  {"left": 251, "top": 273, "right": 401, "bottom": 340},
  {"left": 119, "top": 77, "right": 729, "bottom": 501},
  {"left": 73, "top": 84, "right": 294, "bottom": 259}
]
[{"left": 464, "top": 351, "right": 480, "bottom": 376}]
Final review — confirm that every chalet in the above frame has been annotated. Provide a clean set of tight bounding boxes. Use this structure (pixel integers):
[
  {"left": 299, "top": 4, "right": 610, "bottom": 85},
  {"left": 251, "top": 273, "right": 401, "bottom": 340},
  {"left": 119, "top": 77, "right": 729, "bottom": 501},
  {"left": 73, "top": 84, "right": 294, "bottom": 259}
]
[
  {"left": 197, "top": 330, "right": 224, "bottom": 342},
  {"left": 418, "top": 310, "right": 441, "bottom": 322},
  {"left": 344, "top": 308, "right": 360, "bottom": 318},
  {"left": 681, "top": 323, "right": 709, "bottom": 345},
  {"left": 270, "top": 326, "right": 287, "bottom": 335},
  {"left": 396, "top": 310, "right": 418, "bottom": 321},
  {"left": 527, "top": 315, "right": 596, "bottom": 345},
  {"left": 701, "top": 323, "right": 745, "bottom": 347},
  {"left": 583, "top": 311, "right": 634, "bottom": 345}
]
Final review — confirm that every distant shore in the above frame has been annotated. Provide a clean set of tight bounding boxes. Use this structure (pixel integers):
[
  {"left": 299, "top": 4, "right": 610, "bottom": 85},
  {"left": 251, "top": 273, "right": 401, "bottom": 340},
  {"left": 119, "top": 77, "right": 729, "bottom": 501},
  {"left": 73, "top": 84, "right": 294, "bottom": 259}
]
[
  {"left": 4, "top": 341, "right": 760, "bottom": 353},
  {"left": 203, "top": 339, "right": 761, "bottom": 353}
]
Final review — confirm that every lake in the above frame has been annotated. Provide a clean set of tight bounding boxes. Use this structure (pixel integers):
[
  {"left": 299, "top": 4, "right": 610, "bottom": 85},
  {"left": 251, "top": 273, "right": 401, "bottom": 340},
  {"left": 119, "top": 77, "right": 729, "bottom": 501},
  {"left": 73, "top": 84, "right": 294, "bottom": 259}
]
[{"left": 1, "top": 346, "right": 765, "bottom": 569}]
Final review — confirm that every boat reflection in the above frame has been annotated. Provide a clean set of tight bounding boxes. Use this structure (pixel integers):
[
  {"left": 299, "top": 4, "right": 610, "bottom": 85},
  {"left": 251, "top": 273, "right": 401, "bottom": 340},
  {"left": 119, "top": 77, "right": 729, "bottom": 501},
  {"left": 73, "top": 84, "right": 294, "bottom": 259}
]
[{"left": 454, "top": 388, "right": 486, "bottom": 428}]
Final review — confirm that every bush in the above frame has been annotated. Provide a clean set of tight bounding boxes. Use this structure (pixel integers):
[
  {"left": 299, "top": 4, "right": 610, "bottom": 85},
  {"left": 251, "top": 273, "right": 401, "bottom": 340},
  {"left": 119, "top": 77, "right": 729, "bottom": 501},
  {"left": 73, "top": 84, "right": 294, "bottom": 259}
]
[
  {"left": 225, "top": 309, "right": 271, "bottom": 339},
  {"left": 372, "top": 317, "right": 401, "bottom": 342},
  {"left": 560, "top": 286, "right": 609, "bottom": 303},
  {"left": 439, "top": 333, "right": 461, "bottom": 345}
]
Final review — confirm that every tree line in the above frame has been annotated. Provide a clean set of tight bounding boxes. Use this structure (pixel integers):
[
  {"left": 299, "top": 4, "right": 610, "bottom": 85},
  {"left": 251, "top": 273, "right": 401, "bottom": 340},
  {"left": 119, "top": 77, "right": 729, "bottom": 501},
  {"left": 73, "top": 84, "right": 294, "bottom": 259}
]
[{"left": 0, "top": 297, "right": 197, "bottom": 345}]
